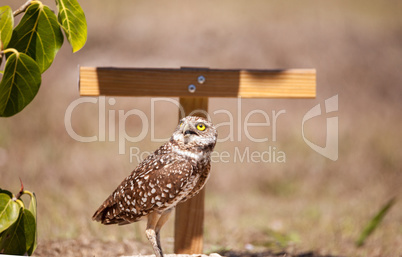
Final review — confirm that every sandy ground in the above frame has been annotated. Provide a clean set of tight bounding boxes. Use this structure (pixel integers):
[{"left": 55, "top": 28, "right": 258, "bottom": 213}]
[{"left": 34, "top": 239, "right": 332, "bottom": 257}]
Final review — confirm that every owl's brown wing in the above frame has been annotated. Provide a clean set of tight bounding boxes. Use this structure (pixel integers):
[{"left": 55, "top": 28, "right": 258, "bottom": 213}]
[{"left": 92, "top": 151, "right": 199, "bottom": 225}]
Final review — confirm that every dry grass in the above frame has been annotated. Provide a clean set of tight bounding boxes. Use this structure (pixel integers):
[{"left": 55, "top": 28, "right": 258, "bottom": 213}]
[{"left": 1, "top": 1, "right": 402, "bottom": 256}]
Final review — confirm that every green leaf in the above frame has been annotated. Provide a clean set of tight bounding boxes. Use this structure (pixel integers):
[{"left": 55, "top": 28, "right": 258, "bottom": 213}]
[
  {"left": 7, "top": 2, "right": 64, "bottom": 73},
  {"left": 0, "top": 51, "right": 42, "bottom": 117},
  {"left": 0, "top": 208, "right": 35, "bottom": 255},
  {"left": 0, "top": 5, "right": 13, "bottom": 65},
  {"left": 23, "top": 209, "right": 36, "bottom": 256},
  {"left": 0, "top": 6, "right": 13, "bottom": 49},
  {"left": 0, "top": 189, "right": 13, "bottom": 198},
  {"left": 26, "top": 191, "right": 37, "bottom": 255},
  {"left": 356, "top": 197, "right": 396, "bottom": 247},
  {"left": 0, "top": 192, "right": 20, "bottom": 234},
  {"left": 56, "top": 0, "right": 87, "bottom": 52},
  {"left": 26, "top": 192, "right": 37, "bottom": 222}
]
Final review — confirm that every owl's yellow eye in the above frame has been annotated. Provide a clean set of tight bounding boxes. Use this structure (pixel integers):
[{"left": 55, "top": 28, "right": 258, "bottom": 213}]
[
  {"left": 179, "top": 121, "right": 184, "bottom": 126},
  {"left": 196, "top": 123, "right": 206, "bottom": 131}
]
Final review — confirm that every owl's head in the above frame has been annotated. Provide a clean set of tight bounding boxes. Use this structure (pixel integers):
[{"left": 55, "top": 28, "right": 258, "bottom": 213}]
[{"left": 171, "top": 116, "right": 217, "bottom": 151}]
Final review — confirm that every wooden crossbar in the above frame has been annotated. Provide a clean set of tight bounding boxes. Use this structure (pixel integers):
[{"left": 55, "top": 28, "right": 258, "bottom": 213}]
[{"left": 79, "top": 67, "right": 316, "bottom": 98}]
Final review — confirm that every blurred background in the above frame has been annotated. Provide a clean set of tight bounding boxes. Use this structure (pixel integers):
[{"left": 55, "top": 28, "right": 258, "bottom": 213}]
[{"left": 1, "top": 0, "right": 402, "bottom": 256}]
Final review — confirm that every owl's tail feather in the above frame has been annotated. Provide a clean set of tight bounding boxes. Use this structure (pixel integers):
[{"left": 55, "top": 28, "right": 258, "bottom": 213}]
[{"left": 92, "top": 195, "right": 130, "bottom": 225}]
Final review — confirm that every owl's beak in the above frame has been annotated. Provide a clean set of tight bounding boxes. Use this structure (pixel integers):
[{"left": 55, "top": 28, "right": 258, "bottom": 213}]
[{"left": 183, "top": 124, "right": 197, "bottom": 136}]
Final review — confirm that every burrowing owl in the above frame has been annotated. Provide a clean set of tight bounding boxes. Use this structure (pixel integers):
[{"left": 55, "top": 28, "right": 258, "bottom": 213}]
[{"left": 93, "top": 116, "right": 217, "bottom": 257}]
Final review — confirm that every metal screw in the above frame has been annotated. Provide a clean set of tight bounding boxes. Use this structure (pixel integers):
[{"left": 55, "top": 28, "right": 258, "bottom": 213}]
[
  {"left": 197, "top": 75, "right": 205, "bottom": 84},
  {"left": 188, "top": 84, "right": 196, "bottom": 93}
]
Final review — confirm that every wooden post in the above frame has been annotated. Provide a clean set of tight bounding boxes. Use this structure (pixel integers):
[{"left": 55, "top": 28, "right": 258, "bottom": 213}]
[
  {"left": 174, "top": 97, "right": 209, "bottom": 254},
  {"left": 78, "top": 66, "right": 316, "bottom": 254}
]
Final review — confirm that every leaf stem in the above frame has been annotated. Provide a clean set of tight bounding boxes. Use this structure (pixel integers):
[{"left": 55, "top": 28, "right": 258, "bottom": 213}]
[
  {"left": 22, "top": 190, "right": 34, "bottom": 199},
  {"left": 2, "top": 48, "right": 19, "bottom": 55},
  {"left": 16, "top": 198, "right": 25, "bottom": 208}
]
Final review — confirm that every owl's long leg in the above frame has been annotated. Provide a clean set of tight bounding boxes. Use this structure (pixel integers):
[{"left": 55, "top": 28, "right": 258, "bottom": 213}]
[
  {"left": 146, "top": 212, "right": 163, "bottom": 257},
  {"left": 155, "top": 209, "right": 173, "bottom": 255}
]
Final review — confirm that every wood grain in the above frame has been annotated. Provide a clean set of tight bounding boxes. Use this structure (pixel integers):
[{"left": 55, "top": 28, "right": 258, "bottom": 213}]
[{"left": 79, "top": 67, "right": 316, "bottom": 98}]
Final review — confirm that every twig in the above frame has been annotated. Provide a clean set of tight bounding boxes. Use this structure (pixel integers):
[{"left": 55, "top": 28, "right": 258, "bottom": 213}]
[
  {"left": 15, "top": 177, "right": 25, "bottom": 199},
  {"left": 13, "top": 0, "right": 33, "bottom": 17}
]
